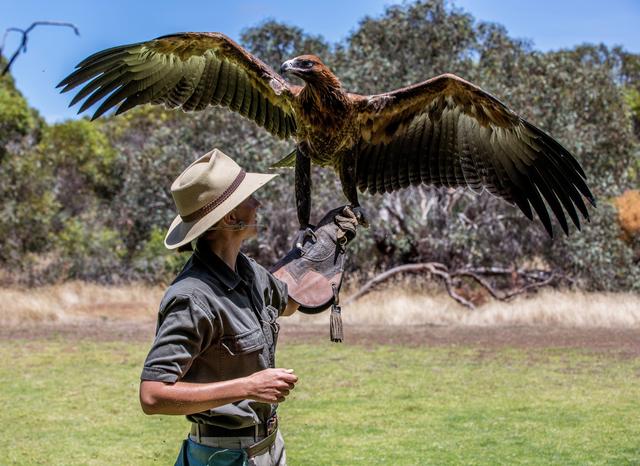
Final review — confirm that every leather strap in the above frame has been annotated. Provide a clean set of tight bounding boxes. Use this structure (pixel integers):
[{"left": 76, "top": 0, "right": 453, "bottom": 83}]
[{"left": 245, "top": 426, "right": 278, "bottom": 457}]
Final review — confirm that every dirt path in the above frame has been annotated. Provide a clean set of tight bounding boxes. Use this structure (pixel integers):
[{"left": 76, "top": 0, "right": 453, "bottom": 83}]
[{"left": 3, "top": 319, "right": 640, "bottom": 358}]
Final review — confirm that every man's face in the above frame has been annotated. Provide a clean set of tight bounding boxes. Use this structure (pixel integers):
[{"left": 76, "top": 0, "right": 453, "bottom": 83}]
[{"left": 233, "top": 194, "right": 261, "bottom": 239}]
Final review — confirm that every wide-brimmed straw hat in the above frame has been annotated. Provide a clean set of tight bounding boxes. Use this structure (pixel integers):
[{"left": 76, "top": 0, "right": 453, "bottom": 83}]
[{"left": 164, "top": 148, "right": 277, "bottom": 250}]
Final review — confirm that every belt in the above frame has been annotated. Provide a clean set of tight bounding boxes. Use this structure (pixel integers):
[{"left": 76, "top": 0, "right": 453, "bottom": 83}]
[
  {"left": 190, "top": 415, "right": 279, "bottom": 458},
  {"left": 191, "top": 423, "right": 266, "bottom": 438}
]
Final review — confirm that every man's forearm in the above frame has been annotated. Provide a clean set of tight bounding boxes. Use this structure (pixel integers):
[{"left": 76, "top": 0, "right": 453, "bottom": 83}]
[
  {"left": 140, "top": 378, "right": 249, "bottom": 415},
  {"left": 140, "top": 368, "right": 298, "bottom": 416}
]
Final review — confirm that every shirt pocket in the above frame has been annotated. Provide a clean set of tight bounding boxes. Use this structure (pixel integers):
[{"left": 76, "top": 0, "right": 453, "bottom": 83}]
[{"left": 220, "top": 327, "right": 266, "bottom": 356}]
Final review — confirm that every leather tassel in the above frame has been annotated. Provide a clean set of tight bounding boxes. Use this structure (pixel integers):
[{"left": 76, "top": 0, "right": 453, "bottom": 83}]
[{"left": 330, "top": 303, "right": 343, "bottom": 343}]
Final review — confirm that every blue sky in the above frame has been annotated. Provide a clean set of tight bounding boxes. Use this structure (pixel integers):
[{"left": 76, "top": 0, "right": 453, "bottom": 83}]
[{"left": 2, "top": 0, "right": 639, "bottom": 122}]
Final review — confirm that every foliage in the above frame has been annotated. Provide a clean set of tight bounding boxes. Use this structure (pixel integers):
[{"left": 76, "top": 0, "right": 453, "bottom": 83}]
[
  {"left": 45, "top": 119, "right": 115, "bottom": 168},
  {"left": 240, "top": 20, "right": 331, "bottom": 73},
  {"left": 548, "top": 203, "right": 640, "bottom": 292},
  {"left": 0, "top": 63, "right": 52, "bottom": 267},
  {"left": 52, "top": 215, "right": 126, "bottom": 282},
  {"left": 38, "top": 119, "right": 119, "bottom": 205},
  {"left": 335, "top": 0, "right": 478, "bottom": 93},
  {"left": 0, "top": 0, "right": 638, "bottom": 291},
  {"left": 0, "top": 56, "right": 39, "bottom": 159},
  {"left": 0, "top": 147, "right": 58, "bottom": 263},
  {"left": 131, "top": 226, "right": 187, "bottom": 283}
]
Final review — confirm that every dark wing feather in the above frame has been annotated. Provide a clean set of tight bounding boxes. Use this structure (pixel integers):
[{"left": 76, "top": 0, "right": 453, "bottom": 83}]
[
  {"left": 58, "top": 32, "right": 298, "bottom": 140},
  {"left": 355, "top": 74, "right": 595, "bottom": 237}
]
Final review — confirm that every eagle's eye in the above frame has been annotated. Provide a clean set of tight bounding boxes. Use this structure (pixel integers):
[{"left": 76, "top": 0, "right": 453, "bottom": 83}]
[{"left": 299, "top": 60, "right": 314, "bottom": 69}]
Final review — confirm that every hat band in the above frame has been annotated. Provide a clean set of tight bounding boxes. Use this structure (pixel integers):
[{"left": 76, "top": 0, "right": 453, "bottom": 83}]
[{"left": 180, "top": 170, "right": 247, "bottom": 223}]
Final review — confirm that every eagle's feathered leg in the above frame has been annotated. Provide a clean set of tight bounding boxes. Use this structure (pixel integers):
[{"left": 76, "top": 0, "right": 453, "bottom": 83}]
[
  {"left": 292, "top": 146, "right": 318, "bottom": 248},
  {"left": 295, "top": 145, "right": 312, "bottom": 228},
  {"left": 339, "top": 156, "right": 369, "bottom": 227}
]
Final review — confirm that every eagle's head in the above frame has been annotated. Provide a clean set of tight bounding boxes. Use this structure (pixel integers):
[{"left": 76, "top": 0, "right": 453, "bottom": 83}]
[{"left": 280, "top": 55, "right": 340, "bottom": 88}]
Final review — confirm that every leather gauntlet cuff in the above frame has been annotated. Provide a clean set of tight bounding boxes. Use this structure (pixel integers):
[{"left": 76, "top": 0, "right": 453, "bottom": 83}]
[{"left": 271, "top": 206, "right": 358, "bottom": 314}]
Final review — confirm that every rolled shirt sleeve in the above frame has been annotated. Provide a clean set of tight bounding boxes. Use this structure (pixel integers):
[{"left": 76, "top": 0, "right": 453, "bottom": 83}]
[{"left": 141, "top": 294, "right": 216, "bottom": 383}]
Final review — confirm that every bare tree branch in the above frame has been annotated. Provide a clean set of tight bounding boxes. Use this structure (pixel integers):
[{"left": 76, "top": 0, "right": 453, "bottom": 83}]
[
  {"left": 500, "top": 273, "right": 557, "bottom": 299},
  {"left": 384, "top": 201, "right": 412, "bottom": 237},
  {"left": 1, "top": 21, "right": 80, "bottom": 76},
  {"left": 344, "top": 262, "right": 473, "bottom": 307},
  {"left": 345, "top": 262, "right": 559, "bottom": 309}
]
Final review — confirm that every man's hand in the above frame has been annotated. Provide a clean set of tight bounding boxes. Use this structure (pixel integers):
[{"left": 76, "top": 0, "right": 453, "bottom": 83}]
[{"left": 245, "top": 368, "right": 298, "bottom": 403}]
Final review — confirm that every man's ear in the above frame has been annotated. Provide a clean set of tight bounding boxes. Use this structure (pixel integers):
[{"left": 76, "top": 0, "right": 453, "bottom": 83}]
[{"left": 223, "top": 209, "right": 238, "bottom": 226}]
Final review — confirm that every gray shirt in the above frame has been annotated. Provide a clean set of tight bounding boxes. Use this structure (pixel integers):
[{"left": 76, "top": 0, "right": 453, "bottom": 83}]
[{"left": 141, "top": 240, "right": 288, "bottom": 429}]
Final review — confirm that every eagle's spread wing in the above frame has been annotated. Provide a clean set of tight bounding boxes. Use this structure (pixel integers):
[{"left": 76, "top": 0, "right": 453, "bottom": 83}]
[
  {"left": 355, "top": 73, "right": 595, "bottom": 236},
  {"left": 58, "top": 33, "right": 298, "bottom": 139}
]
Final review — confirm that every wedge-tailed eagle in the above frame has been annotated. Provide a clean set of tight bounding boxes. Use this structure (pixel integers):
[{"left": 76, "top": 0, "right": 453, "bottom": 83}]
[{"left": 59, "top": 32, "right": 596, "bottom": 236}]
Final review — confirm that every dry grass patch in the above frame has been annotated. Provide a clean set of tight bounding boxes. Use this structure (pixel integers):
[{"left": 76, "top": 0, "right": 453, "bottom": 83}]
[
  {"left": 1, "top": 282, "right": 638, "bottom": 329},
  {"left": 289, "top": 288, "right": 640, "bottom": 328},
  {"left": 0, "top": 281, "right": 163, "bottom": 327}
]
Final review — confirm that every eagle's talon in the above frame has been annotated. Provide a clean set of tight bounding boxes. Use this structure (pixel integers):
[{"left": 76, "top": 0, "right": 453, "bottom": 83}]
[
  {"left": 352, "top": 206, "right": 369, "bottom": 228},
  {"left": 294, "top": 227, "right": 317, "bottom": 249}
]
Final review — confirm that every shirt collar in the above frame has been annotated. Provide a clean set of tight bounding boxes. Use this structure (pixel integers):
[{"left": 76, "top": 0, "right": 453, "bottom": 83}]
[{"left": 194, "top": 239, "right": 253, "bottom": 290}]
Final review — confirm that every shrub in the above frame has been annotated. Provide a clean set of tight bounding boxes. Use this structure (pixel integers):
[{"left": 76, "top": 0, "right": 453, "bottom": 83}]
[
  {"left": 131, "top": 227, "right": 188, "bottom": 283},
  {"left": 52, "top": 217, "right": 127, "bottom": 282}
]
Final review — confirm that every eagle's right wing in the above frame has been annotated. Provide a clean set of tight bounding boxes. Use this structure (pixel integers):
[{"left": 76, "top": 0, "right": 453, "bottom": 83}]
[
  {"left": 354, "top": 73, "right": 595, "bottom": 237},
  {"left": 58, "top": 32, "right": 298, "bottom": 139}
]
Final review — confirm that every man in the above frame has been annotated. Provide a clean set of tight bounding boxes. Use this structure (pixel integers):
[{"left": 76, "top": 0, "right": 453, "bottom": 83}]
[{"left": 139, "top": 148, "right": 357, "bottom": 465}]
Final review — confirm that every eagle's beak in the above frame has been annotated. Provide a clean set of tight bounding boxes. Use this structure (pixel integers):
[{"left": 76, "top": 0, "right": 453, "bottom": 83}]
[{"left": 280, "top": 60, "right": 294, "bottom": 74}]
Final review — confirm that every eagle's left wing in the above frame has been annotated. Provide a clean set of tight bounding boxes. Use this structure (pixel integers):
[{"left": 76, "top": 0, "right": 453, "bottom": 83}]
[
  {"left": 58, "top": 33, "right": 298, "bottom": 140},
  {"left": 354, "top": 73, "right": 595, "bottom": 237}
]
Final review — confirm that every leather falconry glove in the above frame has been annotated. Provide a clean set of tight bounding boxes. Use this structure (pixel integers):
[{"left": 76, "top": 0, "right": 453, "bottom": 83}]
[{"left": 271, "top": 205, "right": 359, "bottom": 342}]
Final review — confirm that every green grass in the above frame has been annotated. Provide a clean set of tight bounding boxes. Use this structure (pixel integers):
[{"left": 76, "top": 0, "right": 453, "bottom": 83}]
[{"left": 1, "top": 340, "right": 639, "bottom": 465}]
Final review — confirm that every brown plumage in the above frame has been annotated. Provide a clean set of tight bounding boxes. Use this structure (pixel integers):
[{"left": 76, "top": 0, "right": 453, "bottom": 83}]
[{"left": 58, "top": 32, "right": 596, "bottom": 236}]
